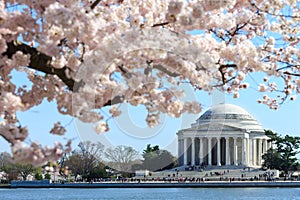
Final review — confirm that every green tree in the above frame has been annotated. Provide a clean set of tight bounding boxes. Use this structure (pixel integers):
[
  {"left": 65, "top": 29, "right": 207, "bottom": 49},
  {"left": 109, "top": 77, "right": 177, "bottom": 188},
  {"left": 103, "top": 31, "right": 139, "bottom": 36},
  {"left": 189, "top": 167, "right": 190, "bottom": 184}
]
[
  {"left": 44, "top": 173, "right": 51, "bottom": 180},
  {"left": 1, "top": 164, "right": 18, "bottom": 182},
  {"left": 143, "top": 144, "right": 159, "bottom": 154},
  {"left": 262, "top": 148, "right": 282, "bottom": 170},
  {"left": 263, "top": 130, "right": 300, "bottom": 176},
  {"left": 34, "top": 173, "right": 43, "bottom": 180},
  {"left": 90, "top": 163, "right": 108, "bottom": 179},
  {"left": 141, "top": 144, "right": 176, "bottom": 171},
  {"left": 34, "top": 167, "right": 43, "bottom": 180},
  {"left": 0, "top": 153, "right": 35, "bottom": 181}
]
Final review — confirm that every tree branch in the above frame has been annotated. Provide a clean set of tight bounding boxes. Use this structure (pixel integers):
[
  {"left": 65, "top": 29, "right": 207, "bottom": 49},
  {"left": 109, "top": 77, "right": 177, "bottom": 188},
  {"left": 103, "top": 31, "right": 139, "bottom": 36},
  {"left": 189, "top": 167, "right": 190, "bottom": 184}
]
[
  {"left": 227, "top": 23, "right": 249, "bottom": 44},
  {"left": 283, "top": 71, "right": 300, "bottom": 77},
  {"left": 276, "top": 64, "right": 300, "bottom": 72},
  {"left": 91, "top": 0, "right": 101, "bottom": 10},
  {"left": 218, "top": 64, "right": 237, "bottom": 85},
  {"left": 118, "top": 65, "right": 132, "bottom": 79},
  {"left": 2, "top": 42, "right": 129, "bottom": 107},
  {"left": 152, "top": 22, "right": 169, "bottom": 27},
  {"left": 153, "top": 64, "right": 179, "bottom": 77},
  {"left": 3, "top": 41, "right": 75, "bottom": 91},
  {"left": 103, "top": 95, "right": 124, "bottom": 106},
  {"left": 251, "top": 2, "right": 300, "bottom": 19}
]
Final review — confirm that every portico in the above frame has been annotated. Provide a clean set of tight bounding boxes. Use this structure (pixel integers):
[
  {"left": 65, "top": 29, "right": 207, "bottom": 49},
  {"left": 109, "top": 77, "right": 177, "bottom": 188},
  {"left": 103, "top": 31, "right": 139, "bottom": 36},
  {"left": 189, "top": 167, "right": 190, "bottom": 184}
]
[{"left": 177, "top": 104, "right": 270, "bottom": 167}]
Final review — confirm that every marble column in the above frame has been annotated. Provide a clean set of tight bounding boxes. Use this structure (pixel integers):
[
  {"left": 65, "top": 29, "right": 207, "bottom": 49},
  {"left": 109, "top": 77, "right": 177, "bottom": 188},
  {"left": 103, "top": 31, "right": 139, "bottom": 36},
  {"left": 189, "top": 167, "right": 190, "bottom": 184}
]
[
  {"left": 249, "top": 139, "right": 252, "bottom": 166},
  {"left": 225, "top": 137, "right": 230, "bottom": 165},
  {"left": 217, "top": 137, "right": 221, "bottom": 166},
  {"left": 258, "top": 138, "right": 262, "bottom": 165},
  {"left": 252, "top": 139, "right": 257, "bottom": 166},
  {"left": 242, "top": 137, "right": 246, "bottom": 166},
  {"left": 199, "top": 138, "right": 203, "bottom": 164},
  {"left": 233, "top": 137, "right": 238, "bottom": 166},
  {"left": 208, "top": 137, "right": 212, "bottom": 166},
  {"left": 178, "top": 139, "right": 181, "bottom": 165},
  {"left": 183, "top": 138, "right": 187, "bottom": 165},
  {"left": 178, "top": 139, "right": 181, "bottom": 166},
  {"left": 247, "top": 138, "right": 250, "bottom": 166},
  {"left": 191, "top": 138, "right": 195, "bottom": 166}
]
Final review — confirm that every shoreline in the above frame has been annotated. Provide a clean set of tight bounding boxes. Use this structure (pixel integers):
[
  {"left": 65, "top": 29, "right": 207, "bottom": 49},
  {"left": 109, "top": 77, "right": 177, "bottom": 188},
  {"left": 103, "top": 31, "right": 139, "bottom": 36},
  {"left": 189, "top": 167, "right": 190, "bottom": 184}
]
[{"left": 5, "top": 181, "right": 300, "bottom": 188}]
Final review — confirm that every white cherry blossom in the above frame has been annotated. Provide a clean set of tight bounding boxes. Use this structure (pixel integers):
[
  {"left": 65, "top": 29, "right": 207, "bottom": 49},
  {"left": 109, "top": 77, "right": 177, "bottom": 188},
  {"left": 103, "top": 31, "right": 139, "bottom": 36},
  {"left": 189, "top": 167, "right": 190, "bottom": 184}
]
[{"left": 0, "top": 0, "right": 300, "bottom": 164}]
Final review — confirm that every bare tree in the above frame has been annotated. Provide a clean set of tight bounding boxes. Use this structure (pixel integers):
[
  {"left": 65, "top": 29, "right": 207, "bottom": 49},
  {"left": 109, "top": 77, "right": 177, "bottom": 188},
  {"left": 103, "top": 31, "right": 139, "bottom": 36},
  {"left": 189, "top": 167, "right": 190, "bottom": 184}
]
[
  {"left": 105, "top": 145, "right": 139, "bottom": 172},
  {"left": 65, "top": 141, "right": 104, "bottom": 181}
]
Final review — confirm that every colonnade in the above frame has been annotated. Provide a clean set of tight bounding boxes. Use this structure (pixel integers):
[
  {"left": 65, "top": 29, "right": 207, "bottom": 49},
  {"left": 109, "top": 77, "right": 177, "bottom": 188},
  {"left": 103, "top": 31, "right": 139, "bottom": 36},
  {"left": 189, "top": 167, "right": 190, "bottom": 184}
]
[{"left": 178, "top": 136, "right": 270, "bottom": 167}]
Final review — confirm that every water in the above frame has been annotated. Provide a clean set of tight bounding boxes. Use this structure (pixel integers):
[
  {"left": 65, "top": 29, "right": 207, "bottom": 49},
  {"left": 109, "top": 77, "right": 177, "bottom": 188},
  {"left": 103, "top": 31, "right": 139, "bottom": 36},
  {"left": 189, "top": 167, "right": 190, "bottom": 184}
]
[{"left": 0, "top": 188, "right": 300, "bottom": 200}]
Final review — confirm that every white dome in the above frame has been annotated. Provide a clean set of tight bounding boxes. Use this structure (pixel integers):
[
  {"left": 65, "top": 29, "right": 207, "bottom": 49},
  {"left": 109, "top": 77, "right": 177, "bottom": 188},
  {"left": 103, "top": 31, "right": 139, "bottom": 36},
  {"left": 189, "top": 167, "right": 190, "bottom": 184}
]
[
  {"left": 192, "top": 104, "right": 264, "bottom": 133},
  {"left": 198, "top": 104, "right": 254, "bottom": 121}
]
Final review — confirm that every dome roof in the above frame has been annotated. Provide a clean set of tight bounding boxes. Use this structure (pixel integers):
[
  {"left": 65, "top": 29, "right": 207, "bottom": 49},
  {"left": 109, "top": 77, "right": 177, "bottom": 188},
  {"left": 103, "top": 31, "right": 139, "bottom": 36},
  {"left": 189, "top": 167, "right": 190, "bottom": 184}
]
[
  {"left": 192, "top": 104, "right": 264, "bottom": 133},
  {"left": 198, "top": 104, "right": 254, "bottom": 121}
]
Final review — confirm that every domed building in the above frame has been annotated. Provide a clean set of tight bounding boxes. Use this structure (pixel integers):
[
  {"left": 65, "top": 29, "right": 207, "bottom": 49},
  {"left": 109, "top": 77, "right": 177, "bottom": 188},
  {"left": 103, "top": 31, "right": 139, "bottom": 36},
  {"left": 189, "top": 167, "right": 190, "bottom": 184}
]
[{"left": 177, "top": 104, "right": 271, "bottom": 168}]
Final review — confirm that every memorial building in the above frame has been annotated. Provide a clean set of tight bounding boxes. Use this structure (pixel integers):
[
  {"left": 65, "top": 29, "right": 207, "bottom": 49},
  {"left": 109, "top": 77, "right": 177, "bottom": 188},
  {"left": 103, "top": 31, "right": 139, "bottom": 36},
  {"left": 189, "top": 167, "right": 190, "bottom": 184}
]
[{"left": 177, "top": 104, "right": 270, "bottom": 168}]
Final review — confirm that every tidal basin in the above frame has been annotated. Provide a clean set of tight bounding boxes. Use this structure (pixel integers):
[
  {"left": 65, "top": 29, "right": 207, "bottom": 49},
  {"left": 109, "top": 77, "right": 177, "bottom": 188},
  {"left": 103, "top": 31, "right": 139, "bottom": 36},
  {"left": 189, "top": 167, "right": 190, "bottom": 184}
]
[{"left": 1, "top": 187, "right": 300, "bottom": 200}]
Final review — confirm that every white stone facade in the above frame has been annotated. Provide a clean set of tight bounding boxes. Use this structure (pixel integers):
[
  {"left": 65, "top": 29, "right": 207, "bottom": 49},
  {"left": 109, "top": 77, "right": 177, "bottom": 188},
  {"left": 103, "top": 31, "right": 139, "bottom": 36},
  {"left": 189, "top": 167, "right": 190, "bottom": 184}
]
[{"left": 177, "top": 104, "right": 270, "bottom": 167}]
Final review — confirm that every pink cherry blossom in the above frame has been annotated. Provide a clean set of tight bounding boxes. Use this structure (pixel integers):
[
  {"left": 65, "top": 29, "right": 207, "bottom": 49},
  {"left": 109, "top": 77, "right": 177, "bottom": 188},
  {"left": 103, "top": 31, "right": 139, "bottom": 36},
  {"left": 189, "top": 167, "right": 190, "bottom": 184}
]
[
  {"left": 94, "top": 122, "right": 109, "bottom": 134},
  {"left": 0, "top": 0, "right": 299, "bottom": 164},
  {"left": 50, "top": 122, "right": 66, "bottom": 136}
]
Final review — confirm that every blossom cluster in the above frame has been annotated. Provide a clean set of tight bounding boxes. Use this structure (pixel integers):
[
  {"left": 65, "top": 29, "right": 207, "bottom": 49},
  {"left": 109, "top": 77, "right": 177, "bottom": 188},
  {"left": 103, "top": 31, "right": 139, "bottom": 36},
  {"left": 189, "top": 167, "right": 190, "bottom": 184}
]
[
  {"left": 11, "top": 140, "right": 72, "bottom": 166},
  {"left": 0, "top": 0, "right": 300, "bottom": 164},
  {"left": 50, "top": 122, "right": 66, "bottom": 136}
]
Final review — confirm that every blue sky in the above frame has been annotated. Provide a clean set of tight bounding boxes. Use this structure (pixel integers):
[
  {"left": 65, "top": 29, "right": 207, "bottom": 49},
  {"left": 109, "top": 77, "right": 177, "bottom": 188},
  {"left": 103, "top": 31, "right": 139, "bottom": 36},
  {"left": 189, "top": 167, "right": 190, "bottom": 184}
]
[{"left": 1, "top": 70, "right": 300, "bottom": 157}]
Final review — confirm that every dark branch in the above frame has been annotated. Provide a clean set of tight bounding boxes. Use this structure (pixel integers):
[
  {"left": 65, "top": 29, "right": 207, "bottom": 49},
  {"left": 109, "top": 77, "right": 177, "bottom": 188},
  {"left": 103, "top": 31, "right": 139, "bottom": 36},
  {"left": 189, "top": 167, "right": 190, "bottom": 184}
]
[
  {"left": 219, "top": 66, "right": 227, "bottom": 85},
  {"left": 152, "top": 22, "right": 169, "bottom": 27},
  {"left": 2, "top": 41, "right": 127, "bottom": 107},
  {"left": 251, "top": 2, "right": 300, "bottom": 19},
  {"left": 153, "top": 64, "right": 179, "bottom": 77},
  {"left": 227, "top": 23, "right": 249, "bottom": 44},
  {"left": 283, "top": 71, "right": 300, "bottom": 77},
  {"left": 209, "top": 28, "right": 227, "bottom": 42},
  {"left": 118, "top": 65, "right": 132, "bottom": 79},
  {"left": 220, "top": 64, "right": 237, "bottom": 69},
  {"left": 218, "top": 64, "right": 238, "bottom": 85},
  {"left": 3, "top": 41, "right": 75, "bottom": 91},
  {"left": 91, "top": 0, "right": 101, "bottom": 10},
  {"left": 103, "top": 95, "right": 124, "bottom": 106},
  {"left": 276, "top": 64, "right": 300, "bottom": 72}
]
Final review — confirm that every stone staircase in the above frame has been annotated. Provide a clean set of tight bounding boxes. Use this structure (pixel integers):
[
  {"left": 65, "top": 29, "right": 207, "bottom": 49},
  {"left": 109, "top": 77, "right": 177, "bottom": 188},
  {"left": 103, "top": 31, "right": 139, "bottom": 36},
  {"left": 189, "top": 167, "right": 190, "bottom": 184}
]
[{"left": 148, "top": 167, "right": 277, "bottom": 181}]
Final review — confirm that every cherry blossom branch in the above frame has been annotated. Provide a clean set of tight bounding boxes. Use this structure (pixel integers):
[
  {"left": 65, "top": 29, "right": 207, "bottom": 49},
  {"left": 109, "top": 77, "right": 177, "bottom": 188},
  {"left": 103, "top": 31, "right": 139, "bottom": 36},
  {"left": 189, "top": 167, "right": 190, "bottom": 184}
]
[
  {"left": 251, "top": 3, "right": 300, "bottom": 19},
  {"left": 118, "top": 65, "right": 133, "bottom": 79},
  {"left": 210, "top": 22, "right": 249, "bottom": 44},
  {"left": 209, "top": 28, "right": 227, "bottom": 42},
  {"left": 153, "top": 64, "right": 179, "bottom": 77},
  {"left": 227, "top": 23, "right": 249, "bottom": 44},
  {"left": 4, "top": 39, "right": 194, "bottom": 97},
  {"left": 276, "top": 64, "right": 300, "bottom": 72},
  {"left": 103, "top": 95, "right": 124, "bottom": 106},
  {"left": 283, "top": 71, "right": 300, "bottom": 77},
  {"left": 216, "top": 64, "right": 238, "bottom": 86},
  {"left": 152, "top": 22, "right": 170, "bottom": 27},
  {"left": 91, "top": 0, "right": 101, "bottom": 10},
  {"left": 4, "top": 41, "right": 76, "bottom": 91}
]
